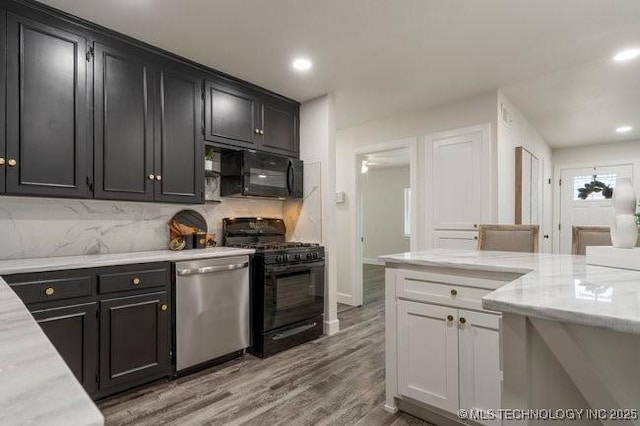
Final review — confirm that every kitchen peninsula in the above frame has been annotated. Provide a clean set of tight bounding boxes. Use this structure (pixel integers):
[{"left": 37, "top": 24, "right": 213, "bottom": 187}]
[{"left": 382, "top": 249, "right": 640, "bottom": 426}]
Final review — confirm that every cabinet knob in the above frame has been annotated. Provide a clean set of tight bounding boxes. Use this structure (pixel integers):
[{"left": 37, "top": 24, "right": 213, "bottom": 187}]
[
  {"left": 474, "top": 236, "right": 478, "bottom": 240},
  {"left": 446, "top": 315, "right": 454, "bottom": 322},
  {"left": 450, "top": 289, "right": 457, "bottom": 297},
  {"left": 7, "top": 159, "right": 17, "bottom": 167},
  {"left": 161, "top": 304, "right": 168, "bottom": 311},
  {"left": 473, "top": 224, "right": 478, "bottom": 228},
  {"left": 255, "top": 129, "right": 260, "bottom": 134},
  {"left": 459, "top": 317, "right": 467, "bottom": 325},
  {"left": 132, "top": 277, "right": 141, "bottom": 285},
  {"left": 155, "top": 174, "right": 162, "bottom": 181},
  {"left": 0, "top": 157, "right": 4, "bottom": 166},
  {"left": 148, "top": 174, "right": 155, "bottom": 180},
  {"left": 44, "top": 287, "right": 55, "bottom": 296},
  {"left": 259, "top": 129, "right": 264, "bottom": 135}
]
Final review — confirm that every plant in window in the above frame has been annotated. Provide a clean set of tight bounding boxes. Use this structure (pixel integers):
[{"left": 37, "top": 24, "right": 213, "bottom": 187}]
[{"left": 577, "top": 175, "right": 614, "bottom": 200}]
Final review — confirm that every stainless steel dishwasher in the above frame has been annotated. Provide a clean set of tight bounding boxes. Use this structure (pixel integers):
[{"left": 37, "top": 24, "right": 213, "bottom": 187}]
[{"left": 175, "top": 255, "right": 250, "bottom": 372}]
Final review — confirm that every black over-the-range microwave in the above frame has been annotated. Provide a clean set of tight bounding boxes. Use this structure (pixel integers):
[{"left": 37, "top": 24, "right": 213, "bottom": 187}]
[{"left": 220, "top": 150, "right": 303, "bottom": 199}]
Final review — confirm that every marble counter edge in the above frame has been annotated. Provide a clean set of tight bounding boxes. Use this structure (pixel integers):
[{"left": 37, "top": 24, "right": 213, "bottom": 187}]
[
  {"left": 379, "top": 255, "right": 535, "bottom": 275},
  {"left": 0, "top": 276, "right": 104, "bottom": 426},
  {"left": 0, "top": 248, "right": 255, "bottom": 275}
]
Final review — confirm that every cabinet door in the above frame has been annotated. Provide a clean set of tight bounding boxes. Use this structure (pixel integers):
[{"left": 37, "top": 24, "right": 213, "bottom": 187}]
[
  {"left": 154, "top": 66, "right": 203, "bottom": 203},
  {"left": 6, "top": 13, "right": 89, "bottom": 198},
  {"left": 0, "top": 11, "right": 5, "bottom": 194},
  {"left": 259, "top": 100, "right": 299, "bottom": 157},
  {"left": 99, "top": 292, "right": 170, "bottom": 393},
  {"left": 458, "top": 310, "right": 501, "bottom": 426},
  {"left": 94, "top": 42, "right": 154, "bottom": 201},
  {"left": 204, "top": 78, "right": 258, "bottom": 149},
  {"left": 31, "top": 303, "right": 98, "bottom": 396},
  {"left": 397, "top": 300, "right": 459, "bottom": 413},
  {"left": 431, "top": 126, "right": 487, "bottom": 230}
]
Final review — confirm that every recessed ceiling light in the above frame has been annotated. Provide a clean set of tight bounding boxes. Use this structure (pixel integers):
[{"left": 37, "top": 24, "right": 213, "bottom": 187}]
[
  {"left": 616, "top": 125, "right": 633, "bottom": 133},
  {"left": 292, "top": 58, "right": 312, "bottom": 71},
  {"left": 613, "top": 48, "right": 640, "bottom": 62}
]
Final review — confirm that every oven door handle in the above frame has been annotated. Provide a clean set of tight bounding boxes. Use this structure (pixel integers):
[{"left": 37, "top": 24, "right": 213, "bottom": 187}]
[
  {"left": 266, "top": 261, "right": 325, "bottom": 274},
  {"left": 272, "top": 322, "right": 318, "bottom": 341}
]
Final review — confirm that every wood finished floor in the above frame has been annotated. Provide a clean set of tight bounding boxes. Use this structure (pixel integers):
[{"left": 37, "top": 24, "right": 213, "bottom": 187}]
[{"left": 99, "top": 264, "right": 430, "bottom": 426}]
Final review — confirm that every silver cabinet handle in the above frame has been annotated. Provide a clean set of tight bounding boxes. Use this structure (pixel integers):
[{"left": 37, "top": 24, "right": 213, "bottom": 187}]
[{"left": 176, "top": 262, "right": 249, "bottom": 276}]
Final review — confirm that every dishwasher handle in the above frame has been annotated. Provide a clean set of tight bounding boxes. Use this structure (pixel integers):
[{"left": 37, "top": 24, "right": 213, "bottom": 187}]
[{"left": 176, "top": 262, "right": 249, "bottom": 276}]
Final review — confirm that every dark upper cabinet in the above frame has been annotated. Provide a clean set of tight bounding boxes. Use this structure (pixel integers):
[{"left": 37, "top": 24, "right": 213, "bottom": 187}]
[
  {"left": 204, "top": 78, "right": 259, "bottom": 149},
  {"left": 94, "top": 42, "right": 155, "bottom": 202},
  {"left": 99, "top": 292, "right": 170, "bottom": 394},
  {"left": 5, "top": 12, "right": 89, "bottom": 198},
  {"left": 154, "top": 65, "right": 204, "bottom": 203},
  {"left": 0, "top": 11, "right": 5, "bottom": 194},
  {"left": 259, "top": 99, "right": 299, "bottom": 157},
  {"left": 205, "top": 76, "right": 300, "bottom": 157},
  {"left": 31, "top": 303, "right": 99, "bottom": 395}
]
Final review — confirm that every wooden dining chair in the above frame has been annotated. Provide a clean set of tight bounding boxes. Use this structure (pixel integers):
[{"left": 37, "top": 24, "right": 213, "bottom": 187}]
[
  {"left": 571, "top": 226, "right": 612, "bottom": 255},
  {"left": 477, "top": 224, "right": 539, "bottom": 253}
]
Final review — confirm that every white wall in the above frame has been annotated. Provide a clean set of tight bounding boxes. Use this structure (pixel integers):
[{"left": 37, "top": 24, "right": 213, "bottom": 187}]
[
  {"left": 335, "top": 91, "right": 499, "bottom": 305},
  {"left": 361, "top": 166, "right": 410, "bottom": 262},
  {"left": 297, "top": 94, "right": 340, "bottom": 335},
  {"left": 497, "top": 92, "right": 553, "bottom": 252}
]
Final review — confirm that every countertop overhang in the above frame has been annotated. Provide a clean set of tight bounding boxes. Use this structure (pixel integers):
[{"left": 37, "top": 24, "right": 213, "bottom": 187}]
[{"left": 381, "top": 249, "right": 640, "bottom": 335}]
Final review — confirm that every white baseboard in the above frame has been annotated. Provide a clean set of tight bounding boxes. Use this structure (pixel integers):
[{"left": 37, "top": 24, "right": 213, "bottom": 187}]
[
  {"left": 323, "top": 319, "right": 340, "bottom": 335},
  {"left": 363, "top": 257, "right": 385, "bottom": 266},
  {"left": 337, "top": 292, "right": 355, "bottom": 306}
]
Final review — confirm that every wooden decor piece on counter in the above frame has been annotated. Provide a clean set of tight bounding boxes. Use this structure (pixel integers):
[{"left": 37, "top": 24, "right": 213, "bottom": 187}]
[{"left": 167, "top": 210, "right": 216, "bottom": 250}]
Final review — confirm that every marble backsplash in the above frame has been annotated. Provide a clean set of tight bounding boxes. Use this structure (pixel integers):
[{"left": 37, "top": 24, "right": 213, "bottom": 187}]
[{"left": 0, "top": 196, "right": 283, "bottom": 260}]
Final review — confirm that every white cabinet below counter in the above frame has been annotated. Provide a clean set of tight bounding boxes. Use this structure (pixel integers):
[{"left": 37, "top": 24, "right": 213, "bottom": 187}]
[{"left": 386, "top": 264, "right": 516, "bottom": 426}]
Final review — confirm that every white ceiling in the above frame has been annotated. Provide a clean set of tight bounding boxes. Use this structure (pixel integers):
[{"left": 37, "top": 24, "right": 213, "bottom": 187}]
[
  {"left": 37, "top": 0, "right": 640, "bottom": 133},
  {"left": 502, "top": 55, "right": 640, "bottom": 148}
]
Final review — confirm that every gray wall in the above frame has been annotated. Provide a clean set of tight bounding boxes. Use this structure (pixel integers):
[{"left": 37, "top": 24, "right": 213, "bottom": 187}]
[{"left": 360, "top": 166, "right": 410, "bottom": 260}]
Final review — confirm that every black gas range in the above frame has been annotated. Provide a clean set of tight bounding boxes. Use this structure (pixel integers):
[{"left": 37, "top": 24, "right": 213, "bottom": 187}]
[{"left": 223, "top": 217, "right": 325, "bottom": 358}]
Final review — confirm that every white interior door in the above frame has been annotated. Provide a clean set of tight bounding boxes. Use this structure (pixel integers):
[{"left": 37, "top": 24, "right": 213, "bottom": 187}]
[{"left": 559, "top": 164, "right": 633, "bottom": 254}]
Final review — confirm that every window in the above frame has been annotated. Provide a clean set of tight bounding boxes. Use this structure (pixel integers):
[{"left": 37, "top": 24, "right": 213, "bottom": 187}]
[
  {"left": 573, "top": 174, "right": 617, "bottom": 201},
  {"left": 404, "top": 188, "right": 411, "bottom": 237}
]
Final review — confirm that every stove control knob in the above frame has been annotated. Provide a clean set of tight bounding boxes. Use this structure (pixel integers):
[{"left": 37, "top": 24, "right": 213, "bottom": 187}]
[
  {"left": 294, "top": 254, "right": 301, "bottom": 260},
  {"left": 313, "top": 252, "right": 319, "bottom": 259},
  {"left": 306, "top": 253, "right": 313, "bottom": 260}
]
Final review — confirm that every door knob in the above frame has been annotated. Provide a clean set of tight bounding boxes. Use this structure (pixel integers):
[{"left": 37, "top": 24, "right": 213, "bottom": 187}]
[
  {"left": 148, "top": 174, "right": 155, "bottom": 180},
  {"left": 7, "top": 159, "right": 17, "bottom": 167}
]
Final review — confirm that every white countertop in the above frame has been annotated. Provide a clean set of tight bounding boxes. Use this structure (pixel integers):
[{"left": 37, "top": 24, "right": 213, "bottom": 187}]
[
  {"left": 0, "top": 275, "right": 104, "bottom": 425},
  {"left": 381, "top": 249, "right": 640, "bottom": 335},
  {"left": 0, "top": 247, "right": 255, "bottom": 276},
  {"left": 0, "top": 247, "right": 254, "bottom": 425}
]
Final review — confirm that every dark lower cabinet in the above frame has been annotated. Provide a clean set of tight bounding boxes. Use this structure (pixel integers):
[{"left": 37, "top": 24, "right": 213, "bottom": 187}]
[
  {"left": 5, "top": 262, "right": 172, "bottom": 400},
  {"left": 5, "top": 12, "right": 89, "bottom": 198},
  {"left": 31, "top": 303, "right": 99, "bottom": 395},
  {"left": 99, "top": 292, "right": 170, "bottom": 395}
]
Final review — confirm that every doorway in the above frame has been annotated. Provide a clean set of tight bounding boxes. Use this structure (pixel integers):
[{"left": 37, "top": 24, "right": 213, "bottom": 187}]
[
  {"left": 557, "top": 163, "right": 633, "bottom": 253},
  {"left": 351, "top": 138, "right": 417, "bottom": 307}
]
